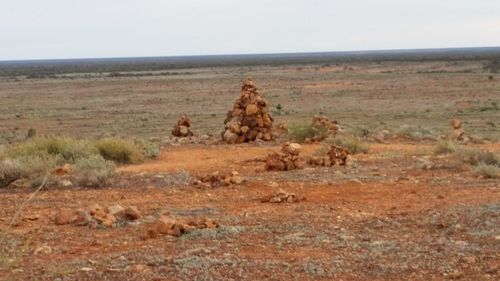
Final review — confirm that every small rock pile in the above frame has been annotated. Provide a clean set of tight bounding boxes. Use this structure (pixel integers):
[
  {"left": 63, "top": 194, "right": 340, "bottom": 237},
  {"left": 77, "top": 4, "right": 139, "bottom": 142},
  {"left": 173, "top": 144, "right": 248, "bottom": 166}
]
[
  {"left": 308, "top": 145, "right": 350, "bottom": 166},
  {"left": 261, "top": 189, "right": 305, "bottom": 203},
  {"left": 194, "top": 171, "right": 244, "bottom": 188},
  {"left": 306, "top": 115, "right": 339, "bottom": 142},
  {"left": 54, "top": 204, "right": 141, "bottom": 228},
  {"left": 222, "top": 79, "right": 274, "bottom": 143},
  {"left": 147, "top": 216, "right": 219, "bottom": 238},
  {"left": 172, "top": 115, "right": 194, "bottom": 138},
  {"left": 449, "top": 119, "right": 465, "bottom": 141},
  {"left": 265, "top": 142, "right": 303, "bottom": 171}
]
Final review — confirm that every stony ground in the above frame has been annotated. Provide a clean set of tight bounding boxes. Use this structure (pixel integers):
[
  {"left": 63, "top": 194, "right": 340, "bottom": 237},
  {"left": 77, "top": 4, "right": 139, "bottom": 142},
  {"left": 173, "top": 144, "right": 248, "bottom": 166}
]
[{"left": 0, "top": 142, "right": 498, "bottom": 280}]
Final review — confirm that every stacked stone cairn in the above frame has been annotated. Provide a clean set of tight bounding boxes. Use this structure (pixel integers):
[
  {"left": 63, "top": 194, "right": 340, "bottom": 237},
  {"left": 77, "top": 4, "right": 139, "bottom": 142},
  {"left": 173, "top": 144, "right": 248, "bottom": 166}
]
[
  {"left": 306, "top": 115, "right": 339, "bottom": 142},
  {"left": 172, "top": 115, "right": 194, "bottom": 137},
  {"left": 308, "top": 145, "right": 349, "bottom": 166},
  {"left": 265, "top": 142, "right": 303, "bottom": 171},
  {"left": 222, "top": 79, "right": 274, "bottom": 143}
]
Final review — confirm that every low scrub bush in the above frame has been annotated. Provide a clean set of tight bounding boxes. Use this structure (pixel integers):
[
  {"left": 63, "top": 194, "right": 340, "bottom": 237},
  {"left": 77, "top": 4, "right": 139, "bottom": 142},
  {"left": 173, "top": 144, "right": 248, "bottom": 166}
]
[
  {"left": 434, "top": 140, "right": 457, "bottom": 155},
  {"left": 329, "top": 134, "right": 369, "bottom": 154},
  {"left": 74, "top": 155, "right": 116, "bottom": 187},
  {"left": 0, "top": 154, "right": 58, "bottom": 188},
  {"left": 472, "top": 163, "right": 500, "bottom": 178},
  {"left": 454, "top": 148, "right": 499, "bottom": 166},
  {"left": 288, "top": 123, "right": 327, "bottom": 143},
  {"left": 395, "top": 125, "right": 435, "bottom": 141},
  {"left": 134, "top": 139, "right": 160, "bottom": 159},
  {"left": 95, "top": 138, "right": 144, "bottom": 164}
]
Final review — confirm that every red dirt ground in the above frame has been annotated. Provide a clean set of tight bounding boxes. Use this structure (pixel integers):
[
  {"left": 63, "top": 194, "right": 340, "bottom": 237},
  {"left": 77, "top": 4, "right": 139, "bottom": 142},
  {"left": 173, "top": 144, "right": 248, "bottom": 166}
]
[{"left": 1, "top": 142, "right": 499, "bottom": 280}]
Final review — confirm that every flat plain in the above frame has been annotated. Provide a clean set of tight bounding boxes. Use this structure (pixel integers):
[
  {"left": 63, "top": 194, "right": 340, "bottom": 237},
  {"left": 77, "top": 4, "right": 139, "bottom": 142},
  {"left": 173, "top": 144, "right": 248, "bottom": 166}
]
[{"left": 0, "top": 56, "right": 499, "bottom": 280}]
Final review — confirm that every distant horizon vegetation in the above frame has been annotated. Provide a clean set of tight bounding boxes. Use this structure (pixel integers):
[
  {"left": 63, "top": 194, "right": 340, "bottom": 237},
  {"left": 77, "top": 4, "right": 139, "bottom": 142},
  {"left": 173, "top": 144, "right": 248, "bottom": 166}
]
[{"left": 1, "top": 46, "right": 500, "bottom": 77}]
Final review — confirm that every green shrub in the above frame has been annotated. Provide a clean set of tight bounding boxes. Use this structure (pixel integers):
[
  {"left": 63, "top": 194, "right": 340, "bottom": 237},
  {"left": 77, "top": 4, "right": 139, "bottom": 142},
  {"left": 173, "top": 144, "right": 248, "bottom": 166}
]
[
  {"left": 472, "top": 163, "right": 499, "bottom": 178},
  {"left": 134, "top": 139, "right": 160, "bottom": 159},
  {"left": 288, "top": 123, "right": 327, "bottom": 143},
  {"left": 434, "top": 140, "right": 457, "bottom": 155},
  {"left": 95, "top": 138, "right": 144, "bottom": 164},
  {"left": 74, "top": 155, "right": 116, "bottom": 187},
  {"left": 0, "top": 154, "right": 58, "bottom": 188},
  {"left": 454, "top": 148, "right": 499, "bottom": 166},
  {"left": 6, "top": 137, "right": 98, "bottom": 164},
  {"left": 329, "top": 134, "right": 369, "bottom": 154}
]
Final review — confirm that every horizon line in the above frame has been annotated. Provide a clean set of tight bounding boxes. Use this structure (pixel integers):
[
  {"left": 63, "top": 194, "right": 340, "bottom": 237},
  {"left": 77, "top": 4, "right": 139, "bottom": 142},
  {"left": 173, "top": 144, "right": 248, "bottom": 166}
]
[{"left": 2, "top": 45, "right": 500, "bottom": 64}]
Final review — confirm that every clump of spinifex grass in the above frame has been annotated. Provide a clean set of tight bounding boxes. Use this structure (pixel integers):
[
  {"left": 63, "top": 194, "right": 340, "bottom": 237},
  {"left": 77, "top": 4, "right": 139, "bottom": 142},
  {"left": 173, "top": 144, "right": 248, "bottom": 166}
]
[{"left": 0, "top": 136, "right": 159, "bottom": 188}]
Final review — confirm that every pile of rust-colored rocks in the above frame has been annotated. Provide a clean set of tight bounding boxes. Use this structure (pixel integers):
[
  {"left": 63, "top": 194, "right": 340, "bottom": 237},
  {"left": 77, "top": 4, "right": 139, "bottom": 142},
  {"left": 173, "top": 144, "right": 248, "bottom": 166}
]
[
  {"left": 265, "top": 142, "right": 303, "bottom": 171},
  {"left": 261, "top": 189, "right": 305, "bottom": 203},
  {"left": 448, "top": 119, "right": 465, "bottom": 141},
  {"left": 306, "top": 115, "right": 339, "bottom": 142},
  {"left": 222, "top": 79, "right": 274, "bottom": 143},
  {"left": 54, "top": 204, "right": 141, "bottom": 228},
  {"left": 172, "top": 115, "right": 194, "bottom": 137},
  {"left": 193, "top": 171, "right": 244, "bottom": 188},
  {"left": 147, "top": 216, "right": 219, "bottom": 238},
  {"left": 308, "top": 145, "right": 349, "bottom": 166}
]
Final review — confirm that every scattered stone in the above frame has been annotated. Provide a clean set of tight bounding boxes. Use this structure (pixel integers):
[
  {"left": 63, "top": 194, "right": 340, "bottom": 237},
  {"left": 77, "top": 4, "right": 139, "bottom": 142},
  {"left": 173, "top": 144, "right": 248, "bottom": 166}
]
[
  {"left": 261, "top": 189, "right": 305, "bottom": 203},
  {"left": 222, "top": 79, "right": 275, "bottom": 143},
  {"left": 123, "top": 206, "right": 141, "bottom": 220},
  {"left": 308, "top": 145, "right": 349, "bottom": 166},
  {"left": 172, "top": 115, "right": 194, "bottom": 137},
  {"left": 54, "top": 209, "right": 75, "bottom": 225},
  {"left": 150, "top": 216, "right": 219, "bottom": 238},
  {"left": 107, "top": 205, "right": 125, "bottom": 217},
  {"left": 195, "top": 171, "right": 245, "bottom": 188},
  {"left": 265, "top": 142, "right": 303, "bottom": 171},
  {"left": 59, "top": 179, "right": 73, "bottom": 188},
  {"left": 80, "top": 267, "right": 93, "bottom": 272},
  {"left": 53, "top": 164, "right": 71, "bottom": 176},
  {"left": 34, "top": 245, "right": 52, "bottom": 255}
]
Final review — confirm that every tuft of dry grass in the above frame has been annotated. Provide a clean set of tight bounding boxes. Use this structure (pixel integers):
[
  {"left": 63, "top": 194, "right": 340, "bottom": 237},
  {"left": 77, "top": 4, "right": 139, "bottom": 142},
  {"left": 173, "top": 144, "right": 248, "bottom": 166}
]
[
  {"left": 472, "top": 163, "right": 499, "bottom": 178},
  {"left": 329, "top": 134, "right": 369, "bottom": 154},
  {"left": 434, "top": 140, "right": 457, "bottom": 155},
  {"left": 95, "top": 138, "right": 144, "bottom": 164},
  {"left": 288, "top": 123, "right": 327, "bottom": 143}
]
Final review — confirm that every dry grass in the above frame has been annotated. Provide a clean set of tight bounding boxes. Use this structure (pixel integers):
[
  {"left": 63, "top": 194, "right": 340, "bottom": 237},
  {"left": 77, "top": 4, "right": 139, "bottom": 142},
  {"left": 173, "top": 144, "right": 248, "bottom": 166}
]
[
  {"left": 329, "top": 134, "right": 369, "bottom": 154},
  {"left": 472, "top": 163, "right": 500, "bottom": 178},
  {"left": 287, "top": 123, "right": 327, "bottom": 143},
  {"left": 434, "top": 140, "right": 457, "bottom": 155}
]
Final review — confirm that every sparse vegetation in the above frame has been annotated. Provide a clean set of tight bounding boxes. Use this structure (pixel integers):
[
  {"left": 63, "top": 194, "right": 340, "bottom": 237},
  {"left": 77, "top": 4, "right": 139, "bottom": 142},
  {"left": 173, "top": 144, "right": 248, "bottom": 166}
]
[
  {"left": 472, "top": 163, "right": 500, "bottom": 178},
  {"left": 395, "top": 125, "right": 435, "bottom": 141},
  {"left": 434, "top": 140, "right": 457, "bottom": 155},
  {"left": 94, "top": 138, "right": 145, "bottom": 164},
  {"left": 454, "top": 148, "right": 499, "bottom": 166},
  {"left": 288, "top": 123, "right": 327, "bottom": 143},
  {"left": 74, "top": 155, "right": 116, "bottom": 187},
  {"left": 329, "top": 134, "right": 369, "bottom": 154},
  {"left": 0, "top": 136, "right": 158, "bottom": 188}
]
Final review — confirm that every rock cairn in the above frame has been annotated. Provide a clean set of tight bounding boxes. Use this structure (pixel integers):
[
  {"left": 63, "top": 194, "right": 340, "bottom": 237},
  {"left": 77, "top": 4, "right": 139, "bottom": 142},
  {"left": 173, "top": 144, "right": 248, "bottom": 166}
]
[
  {"left": 172, "top": 115, "right": 194, "bottom": 137},
  {"left": 222, "top": 79, "right": 274, "bottom": 143},
  {"left": 265, "top": 142, "right": 303, "bottom": 171},
  {"left": 306, "top": 115, "right": 339, "bottom": 142},
  {"left": 308, "top": 145, "right": 349, "bottom": 166},
  {"left": 449, "top": 119, "right": 465, "bottom": 141}
]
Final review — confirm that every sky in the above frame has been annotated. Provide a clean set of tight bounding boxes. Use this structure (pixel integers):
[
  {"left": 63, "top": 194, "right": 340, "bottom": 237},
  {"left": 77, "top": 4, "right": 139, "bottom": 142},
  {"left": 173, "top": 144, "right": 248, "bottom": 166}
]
[{"left": 0, "top": 0, "right": 499, "bottom": 61}]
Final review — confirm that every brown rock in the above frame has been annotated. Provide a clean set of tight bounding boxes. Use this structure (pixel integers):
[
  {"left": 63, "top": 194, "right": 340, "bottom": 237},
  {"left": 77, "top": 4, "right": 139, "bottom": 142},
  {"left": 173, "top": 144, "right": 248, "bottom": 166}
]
[
  {"left": 451, "top": 119, "right": 461, "bottom": 129},
  {"left": 155, "top": 216, "right": 187, "bottom": 237},
  {"left": 124, "top": 206, "right": 141, "bottom": 220},
  {"left": 54, "top": 210, "right": 74, "bottom": 225},
  {"left": 245, "top": 104, "right": 259, "bottom": 115}
]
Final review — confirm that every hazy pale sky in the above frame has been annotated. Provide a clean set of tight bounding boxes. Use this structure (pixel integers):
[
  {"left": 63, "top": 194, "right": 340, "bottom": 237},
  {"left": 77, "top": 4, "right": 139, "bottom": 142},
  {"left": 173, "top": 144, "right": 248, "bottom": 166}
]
[{"left": 1, "top": 0, "right": 499, "bottom": 60}]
